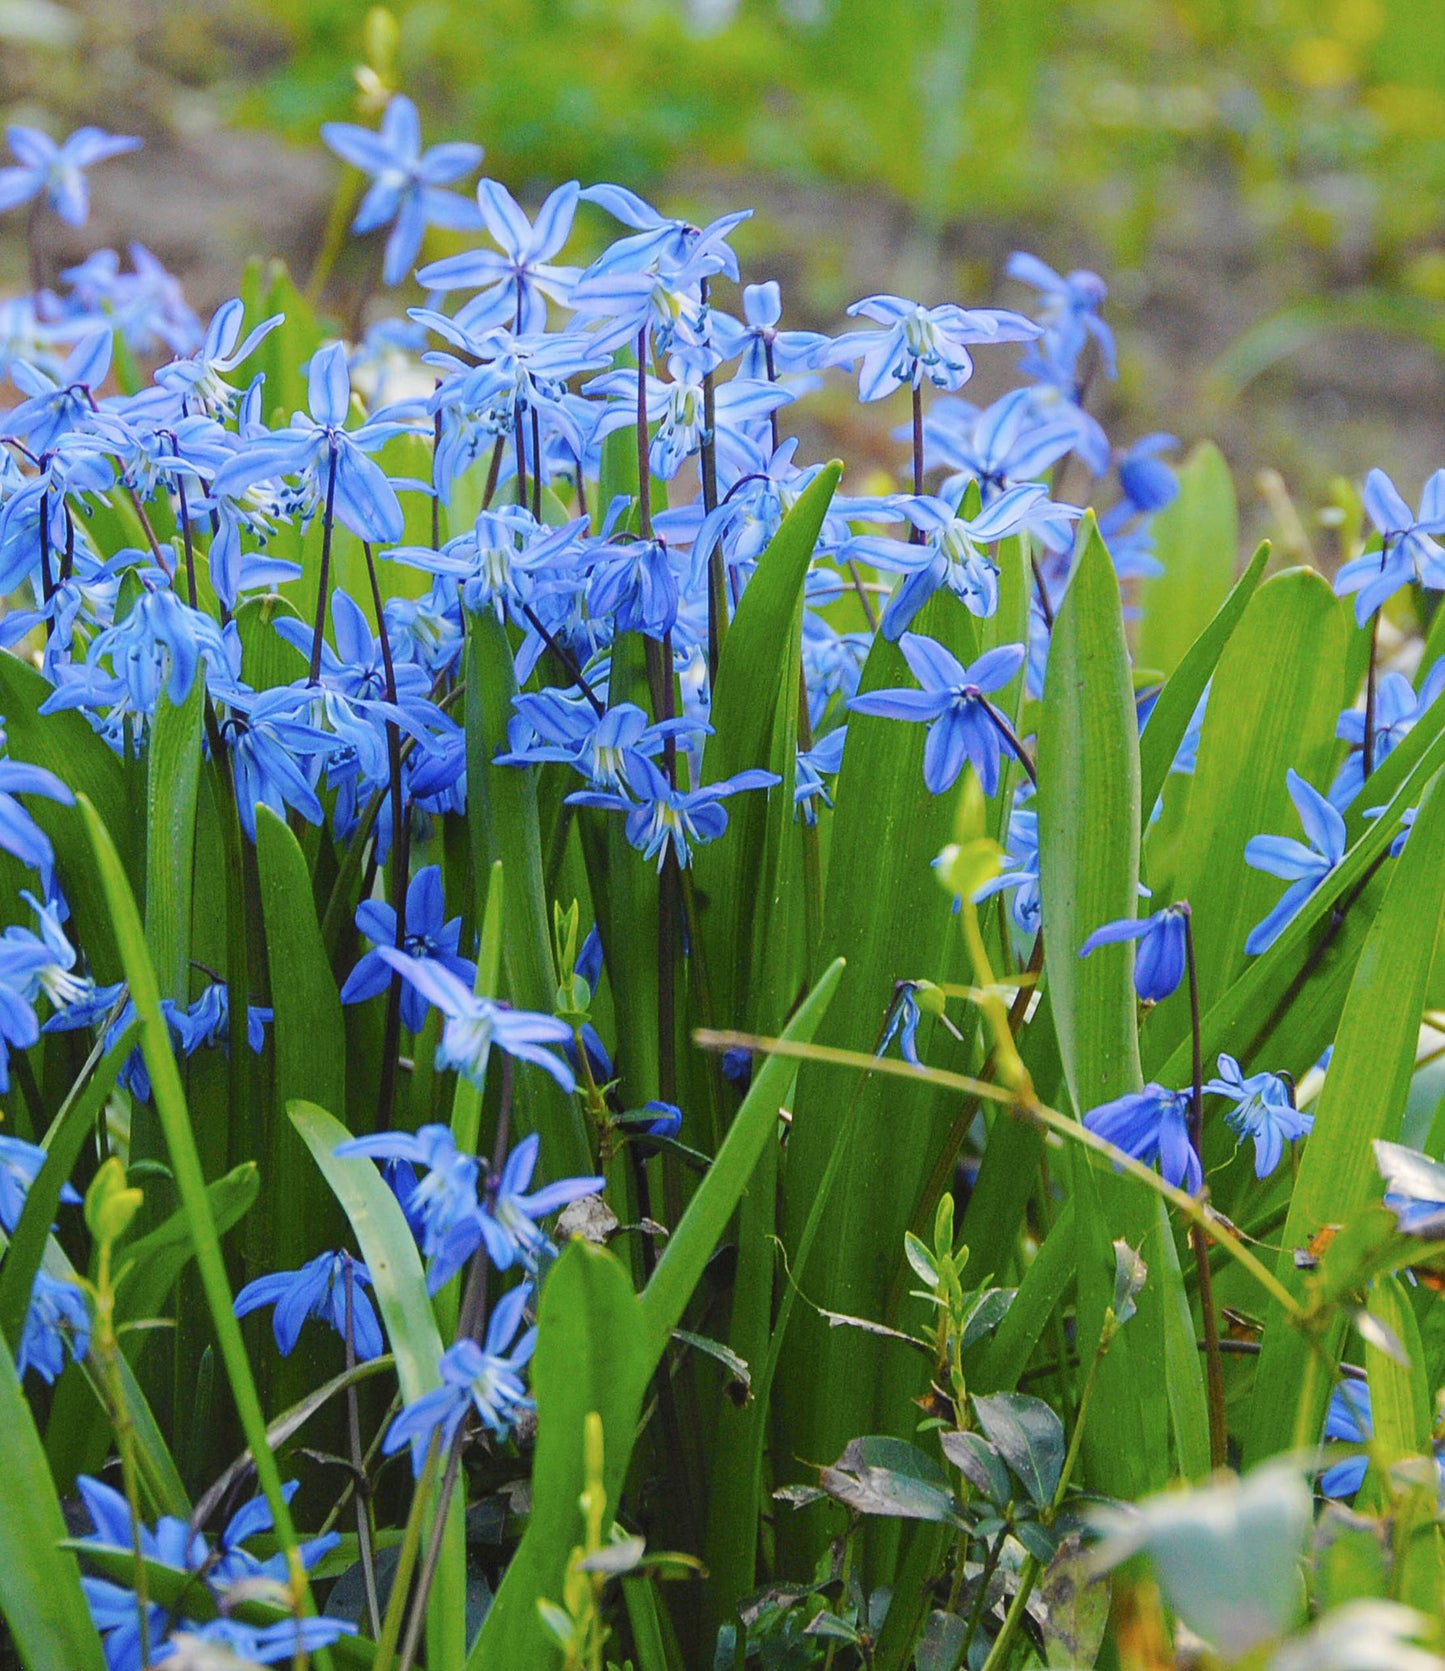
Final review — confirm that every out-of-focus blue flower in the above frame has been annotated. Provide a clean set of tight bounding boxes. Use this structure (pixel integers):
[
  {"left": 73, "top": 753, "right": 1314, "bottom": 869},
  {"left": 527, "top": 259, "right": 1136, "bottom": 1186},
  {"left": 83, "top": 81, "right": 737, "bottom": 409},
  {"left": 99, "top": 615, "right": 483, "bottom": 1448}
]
[
  {"left": 921, "top": 388, "right": 1076, "bottom": 499},
  {"left": 641, "top": 1100, "right": 682, "bottom": 1139},
  {"left": 1330, "top": 659, "right": 1445, "bottom": 809},
  {"left": 0, "top": 730, "right": 73, "bottom": 880},
  {"left": 18, "top": 1269, "right": 88, "bottom": 1382},
  {"left": 341, "top": 864, "right": 475, "bottom": 1033},
  {"left": 1374, "top": 1139, "right": 1445, "bottom": 1238},
  {"left": 419, "top": 178, "right": 580, "bottom": 333},
  {"left": 478, "top": 1131, "right": 602, "bottom": 1273},
  {"left": 0, "top": 125, "right": 140, "bottom": 227},
  {"left": 158, "top": 1617, "right": 357, "bottom": 1665},
  {"left": 1244, "top": 769, "right": 1347, "bottom": 955},
  {"left": 1080, "top": 901, "right": 1190, "bottom": 1003},
  {"left": 322, "top": 94, "right": 484, "bottom": 286},
  {"left": 1006, "top": 251, "right": 1115, "bottom": 380},
  {"left": 826, "top": 294, "right": 1040, "bottom": 402},
  {"left": 565, "top": 751, "right": 779, "bottom": 870},
  {"left": 847, "top": 634, "right": 1026, "bottom": 796},
  {"left": 1205, "top": 1053, "right": 1311, "bottom": 1178},
  {"left": 1318, "top": 1383, "right": 1417, "bottom": 1501},
  {"left": 1334, "top": 468, "right": 1445, "bottom": 625},
  {"left": 383, "top": 1283, "right": 536, "bottom": 1472},
  {"left": 373, "top": 949, "right": 576, "bottom": 1092},
  {"left": 234, "top": 1250, "right": 384, "bottom": 1360},
  {"left": 1083, "top": 1083, "right": 1200, "bottom": 1194},
  {"left": 1114, "top": 433, "right": 1178, "bottom": 515}
]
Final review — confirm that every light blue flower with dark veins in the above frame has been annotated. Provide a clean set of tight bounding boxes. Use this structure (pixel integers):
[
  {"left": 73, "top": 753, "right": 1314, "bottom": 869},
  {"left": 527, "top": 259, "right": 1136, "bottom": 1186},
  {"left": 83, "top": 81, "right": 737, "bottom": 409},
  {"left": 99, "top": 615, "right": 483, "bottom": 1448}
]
[
  {"left": 1329, "top": 659, "right": 1445, "bottom": 809},
  {"left": 566, "top": 751, "right": 780, "bottom": 871},
  {"left": 1334, "top": 467, "right": 1445, "bottom": 625},
  {"left": 4, "top": 328, "right": 112, "bottom": 452},
  {"left": 1374, "top": 1139, "right": 1445, "bottom": 1239},
  {"left": 1080, "top": 901, "right": 1190, "bottom": 1004},
  {"left": 498, "top": 694, "right": 697, "bottom": 791},
  {"left": 585, "top": 534, "right": 681, "bottom": 639},
  {"left": 1206, "top": 1053, "right": 1312, "bottom": 1178},
  {"left": 322, "top": 94, "right": 484, "bottom": 286},
  {"left": 18, "top": 1269, "right": 88, "bottom": 1383},
  {"left": 155, "top": 296, "right": 283, "bottom": 418},
  {"left": 711, "top": 280, "right": 831, "bottom": 379},
  {"left": 826, "top": 294, "right": 1041, "bottom": 401},
  {"left": 341, "top": 864, "right": 476, "bottom": 1033},
  {"left": 0, "top": 124, "right": 140, "bottom": 226},
  {"left": 0, "top": 728, "right": 73, "bottom": 879},
  {"left": 1083, "top": 1084, "right": 1200, "bottom": 1194},
  {"left": 921, "top": 388, "right": 1077, "bottom": 498},
  {"left": 578, "top": 184, "right": 750, "bottom": 279},
  {"left": 234, "top": 1250, "right": 384, "bottom": 1360},
  {"left": 1244, "top": 769, "right": 1347, "bottom": 955},
  {"left": 337, "top": 1122, "right": 483, "bottom": 1275},
  {"left": 847, "top": 634, "right": 1026, "bottom": 796},
  {"left": 418, "top": 178, "right": 581, "bottom": 333},
  {"left": 383, "top": 1283, "right": 537, "bottom": 1473},
  {"left": 478, "top": 1131, "right": 603, "bottom": 1273}
]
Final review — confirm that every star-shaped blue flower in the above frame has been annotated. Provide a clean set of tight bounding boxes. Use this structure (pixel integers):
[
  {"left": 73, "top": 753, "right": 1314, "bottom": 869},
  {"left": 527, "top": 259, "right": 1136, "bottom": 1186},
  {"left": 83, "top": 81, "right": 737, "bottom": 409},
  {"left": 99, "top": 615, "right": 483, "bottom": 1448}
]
[{"left": 1243, "top": 769, "right": 1347, "bottom": 955}]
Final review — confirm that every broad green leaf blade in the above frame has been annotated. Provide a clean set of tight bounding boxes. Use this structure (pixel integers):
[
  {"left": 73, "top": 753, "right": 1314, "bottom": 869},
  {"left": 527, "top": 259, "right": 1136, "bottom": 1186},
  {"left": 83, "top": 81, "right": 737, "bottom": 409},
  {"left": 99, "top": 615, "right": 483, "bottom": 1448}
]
[
  {"left": 466, "top": 1240, "right": 651, "bottom": 1671},
  {"left": 144, "top": 676, "right": 204, "bottom": 999},
  {"left": 694, "top": 461, "right": 842, "bottom": 1028},
  {"left": 77, "top": 797, "right": 314, "bottom": 1615},
  {"left": 1138, "top": 540, "right": 1269, "bottom": 824},
  {"left": 1036, "top": 513, "right": 1179, "bottom": 1500},
  {"left": 0, "top": 1330, "right": 106, "bottom": 1671},
  {"left": 464, "top": 609, "right": 590, "bottom": 1175},
  {"left": 1143, "top": 567, "right": 1349, "bottom": 1071},
  {"left": 1136, "top": 440, "right": 1239, "bottom": 678},
  {"left": 969, "top": 1201, "right": 1076, "bottom": 1395},
  {"left": 289, "top": 1101, "right": 445, "bottom": 1408},
  {"left": 232, "top": 592, "right": 308, "bottom": 691},
  {"left": 1244, "top": 769, "right": 1445, "bottom": 1467}
]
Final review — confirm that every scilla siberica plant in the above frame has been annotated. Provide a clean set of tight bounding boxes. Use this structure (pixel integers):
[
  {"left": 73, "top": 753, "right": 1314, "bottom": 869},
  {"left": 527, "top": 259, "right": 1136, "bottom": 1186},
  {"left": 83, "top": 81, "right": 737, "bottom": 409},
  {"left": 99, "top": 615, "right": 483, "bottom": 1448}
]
[{"left": 0, "top": 57, "right": 1442, "bottom": 1671}]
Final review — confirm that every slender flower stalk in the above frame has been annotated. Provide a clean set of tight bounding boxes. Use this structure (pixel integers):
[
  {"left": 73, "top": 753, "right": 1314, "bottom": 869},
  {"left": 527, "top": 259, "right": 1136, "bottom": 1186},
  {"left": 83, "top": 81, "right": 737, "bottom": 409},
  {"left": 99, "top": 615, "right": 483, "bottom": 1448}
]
[{"left": 1183, "top": 906, "right": 1227, "bottom": 1471}]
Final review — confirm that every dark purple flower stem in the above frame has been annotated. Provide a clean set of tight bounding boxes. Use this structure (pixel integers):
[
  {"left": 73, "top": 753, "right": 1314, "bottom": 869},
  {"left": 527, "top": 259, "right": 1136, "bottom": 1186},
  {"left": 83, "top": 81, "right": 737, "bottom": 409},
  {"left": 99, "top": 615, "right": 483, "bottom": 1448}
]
[{"left": 308, "top": 442, "right": 340, "bottom": 686}]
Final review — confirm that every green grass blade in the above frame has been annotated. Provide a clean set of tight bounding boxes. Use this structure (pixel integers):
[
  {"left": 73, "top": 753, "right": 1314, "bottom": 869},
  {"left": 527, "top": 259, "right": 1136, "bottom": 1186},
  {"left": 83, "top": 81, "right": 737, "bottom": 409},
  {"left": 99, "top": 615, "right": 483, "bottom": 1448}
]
[
  {"left": 1244, "top": 768, "right": 1445, "bottom": 1467},
  {"left": 0, "top": 1329, "right": 106, "bottom": 1670},
  {"left": 143, "top": 677, "right": 205, "bottom": 999},
  {"left": 1136, "top": 440, "right": 1239, "bottom": 678},
  {"left": 77, "top": 796, "right": 320, "bottom": 1626}
]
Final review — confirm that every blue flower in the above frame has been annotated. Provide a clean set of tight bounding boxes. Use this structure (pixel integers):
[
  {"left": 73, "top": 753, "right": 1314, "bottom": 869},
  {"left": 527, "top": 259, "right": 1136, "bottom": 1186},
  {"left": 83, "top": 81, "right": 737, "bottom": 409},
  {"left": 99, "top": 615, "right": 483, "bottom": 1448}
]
[
  {"left": 921, "top": 388, "right": 1076, "bottom": 497},
  {"left": 1005, "top": 252, "right": 1116, "bottom": 381},
  {"left": 1205, "top": 1053, "right": 1312, "bottom": 1178},
  {"left": 1333, "top": 468, "right": 1445, "bottom": 624},
  {"left": 499, "top": 695, "right": 694, "bottom": 790},
  {"left": 211, "top": 340, "right": 422, "bottom": 545},
  {"left": 641, "top": 1100, "right": 682, "bottom": 1139},
  {"left": 337, "top": 1123, "right": 482, "bottom": 1281},
  {"left": 0, "top": 1131, "right": 68, "bottom": 1230},
  {"left": 155, "top": 296, "right": 282, "bottom": 418},
  {"left": 0, "top": 733, "right": 73, "bottom": 880},
  {"left": 1243, "top": 769, "right": 1347, "bottom": 955},
  {"left": 585, "top": 535, "right": 681, "bottom": 639},
  {"left": 234, "top": 1250, "right": 384, "bottom": 1360},
  {"left": 795, "top": 725, "right": 846, "bottom": 824},
  {"left": 879, "top": 983, "right": 924, "bottom": 1064},
  {"left": 973, "top": 801, "right": 1040, "bottom": 934},
  {"left": 1083, "top": 1084, "right": 1200, "bottom": 1194},
  {"left": 711, "top": 281, "right": 830, "bottom": 379},
  {"left": 565, "top": 751, "right": 779, "bottom": 870},
  {"left": 0, "top": 124, "right": 140, "bottom": 227},
  {"left": 5, "top": 328, "right": 113, "bottom": 452},
  {"left": 340, "top": 865, "right": 476, "bottom": 1033},
  {"left": 373, "top": 949, "right": 577, "bottom": 1092},
  {"left": 1374, "top": 1139, "right": 1445, "bottom": 1238},
  {"left": 1080, "top": 901, "right": 1190, "bottom": 1003},
  {"left": 847, "top": 634, "right": 1026, "bottom": 796},
  {"left": 418, "top": 178, "right": 581, "bottom": 332},
  {"left": 383, "top": 1283, "right": 537, "bottom": 1472},
  {"left": 158, "top": 1617, "right": 357, "bottom": 1665},
  {"left": 477, "top": 1131, "right": 602, "bottom": 1273},
  {"left": 322, "top": 94, "right": 484, "bottom": 286},
  {"left": 826, "top": 294, "right": 1040, "bottom": 401},
  {"left": 18, "top": 1269, "right": 88, "bottom": 1383},
  {"left": 1320, "top": 1383, "right": 1374, "bottom": 1499},
  {"left": 1330, "top": 659, "right": 1445, "bottom": 809}
]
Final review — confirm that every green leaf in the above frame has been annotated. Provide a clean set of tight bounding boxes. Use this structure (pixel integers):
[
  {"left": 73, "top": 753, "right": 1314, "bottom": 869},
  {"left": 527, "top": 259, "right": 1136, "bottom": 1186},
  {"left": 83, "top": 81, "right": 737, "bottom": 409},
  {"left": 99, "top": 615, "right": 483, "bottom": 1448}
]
[
  {"left": 818, "top": 1436, "right": 964, "bottom": 1526},
  {"left": 1244, "top": 768, "right": 1445, "bottom": 1467},
  {"left": 232, "top": 593, "right": 309, "bottom": 691},
  {"left": 1037, "top": 513, "right": 1183, "bottom": 1500},
  {"left": 116, "top": 1165, "right": 259, "bottom": 1325},
  {"left": 694, "top": 461, "right": 842, "bottom": 1028},
  {"left": 1143, "top": 567, "right": 1350, "bottom": 1068},
  {"left": 969, "top": 1201, "right": 1075, "bottom": 1394},
  {"left": 0, "top": 1330, "right": 106, "bottom": 1671},
  {"left": 77, "top": 797, "right": 316, "bottom": 1616},
  {"left": 0, "top": 1027, "right": 133, "bottom": 1351},
  {"left": 144, "top": 676, "right": 205, "bottom": 999},
  {"left": 1138, "top": 540, "right": 1270, "bottom": 825},
  {"left": 972, "top": 1392, "right": 1065, "bottom": 1510},
  {"left": 255, "top": 804, "right": 347, "bottom": 1337},
  {"left": 464, "top": 609, "right": 590, "bottom": 1175},
  {"left": 1136, "top": 441, "right": 1240, "bottom": 677}
]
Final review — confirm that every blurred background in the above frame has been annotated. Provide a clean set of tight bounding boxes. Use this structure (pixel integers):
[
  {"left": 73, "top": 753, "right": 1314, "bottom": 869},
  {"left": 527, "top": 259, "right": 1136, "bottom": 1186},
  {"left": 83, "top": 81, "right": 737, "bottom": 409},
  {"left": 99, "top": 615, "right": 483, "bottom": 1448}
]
[{"left": 2, "top": 0, "right": 1444, "bottom": 530}]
